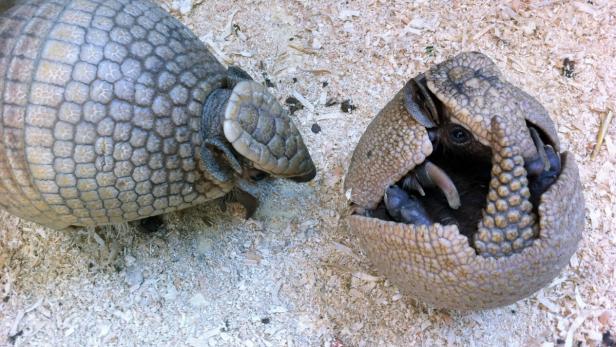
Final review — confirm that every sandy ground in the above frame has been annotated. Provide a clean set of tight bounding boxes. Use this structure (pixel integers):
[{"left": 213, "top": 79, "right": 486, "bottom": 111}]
[{"left": 1, "top": 0, "right": 615, "bottom": 346}]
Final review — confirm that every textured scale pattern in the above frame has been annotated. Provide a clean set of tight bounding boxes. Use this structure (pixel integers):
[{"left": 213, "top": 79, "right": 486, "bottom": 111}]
[
  {"left": 473, "top": 117, "right": 538, "bottom": 257},
  {"left": 345, "top": 52, "right": 585, "bottom": 310},
  {"left": 223, "top": 81, "right": 315, "bottom": 178},
  {"left": 426, "top": 52, "right": 560, "bottom": 159},
  {"left": 0, "top": 0, "right": 233, "bottom": 230},
  {"left": 345, "top": 89, "right": 433, "bottom": 209},
  {"left": 349, "top": 154, "right": 583, "bottom": 309}
]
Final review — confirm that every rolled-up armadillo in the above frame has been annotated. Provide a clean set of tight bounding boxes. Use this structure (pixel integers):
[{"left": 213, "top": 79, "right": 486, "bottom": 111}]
[
  {"left": 345, "top": 52, "right": 584, "bottom": 310},
  {"left": 0, "top": 0, "right": 316, "bottom": 230}
]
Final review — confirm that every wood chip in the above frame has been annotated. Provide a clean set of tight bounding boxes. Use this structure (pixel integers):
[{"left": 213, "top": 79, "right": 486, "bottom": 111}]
[
  {"left": 598, "top": 311, "right": 611, "bottom": 326},
  {"left": 564, "top": 314, "right": 587, "bottom": 347},
  {"left": 572, "top": 2, "right": 599, "bottom": 17},
  {"left": 352, "top": 272, "right": 381, "bottom": 282},
  {"left": 298, "top": 67, "right": 332, "bottom": 75},
  {"left": 288, "top": 44, "right": 319, "bottom": 55},
  {"left": 591, "top": 110, "right": 614, "bottom": 159},
  {"left": 291, "top": 91, "right": 315, "bottom": 113}
]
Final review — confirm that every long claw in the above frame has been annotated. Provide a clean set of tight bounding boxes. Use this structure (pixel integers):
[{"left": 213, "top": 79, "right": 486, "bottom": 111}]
[
  {"left": 415, "top": 161, "right": 461, "bottom": 210},
  {"left": 545, "top": 145, "right": 561, "bottom": 173},
  {"left": 403, "top": 75, "right": 439, "bottom": 128},
  {"left": 529, "top": 126, "right": 550, "bottom": 172},
  {"left": 402, "top": 175, "right": 426, "bottom": 196}
]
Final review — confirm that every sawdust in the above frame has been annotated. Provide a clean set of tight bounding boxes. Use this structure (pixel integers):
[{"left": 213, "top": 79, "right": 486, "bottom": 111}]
[{"left": 1, "top": 0, "right": 614, "bottom": 346}]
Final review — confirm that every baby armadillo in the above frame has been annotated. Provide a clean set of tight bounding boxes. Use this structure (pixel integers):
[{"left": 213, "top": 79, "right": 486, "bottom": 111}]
[
  {"left": 345, "top": 52, "right": 584, "bottom": 310},
  {"left": 0, "top": 0, "right": 316, "bottom": 230}
]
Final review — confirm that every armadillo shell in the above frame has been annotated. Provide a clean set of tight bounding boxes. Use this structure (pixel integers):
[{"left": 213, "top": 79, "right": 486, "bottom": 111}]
[
  {"left": 345, "top": 88, "right": 433, "bottom": 209},
  {"left": 347, "top": 153, "right": 583, "bottom": 310},
  {"left": 0, "top": 0, "right": 231, "bottom": 229}
]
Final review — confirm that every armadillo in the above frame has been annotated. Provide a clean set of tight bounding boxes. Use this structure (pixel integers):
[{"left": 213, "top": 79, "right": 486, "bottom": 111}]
[
  {"left": 345, "top": 52, "right": 585, "bottom": 310},
  {"left": 0, "top": 0, "right": 316, "bottom": 230}
]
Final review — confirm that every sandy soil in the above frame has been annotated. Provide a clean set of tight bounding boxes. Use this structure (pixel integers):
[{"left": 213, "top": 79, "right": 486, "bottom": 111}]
[{"left": 1, "top": 0, "right": 615, "bottom": 346}]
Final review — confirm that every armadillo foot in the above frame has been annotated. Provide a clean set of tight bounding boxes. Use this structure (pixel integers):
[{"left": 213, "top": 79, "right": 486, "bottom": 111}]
[
  {"left": 525, "top": 126, "right": 562, "bottom": 207},
  {"left": 229, "top": 188, "right": 259, "bottom": 219},
  {"left": 224, "top": 177, "right": 260, "bottom": 219},
  {"left": 384, "top": 186, "right": 432, "bottom": 225},
  {"left": 529, "top": 144, "right": 561, "bottom": 207}
]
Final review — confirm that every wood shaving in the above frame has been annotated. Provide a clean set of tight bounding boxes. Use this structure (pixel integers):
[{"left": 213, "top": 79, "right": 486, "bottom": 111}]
[
  {"left": 291, "top": 91, "right": 315, "bottom": 113},
  {"left": 591, "top": 110, "right": 614, "bottom": 159},
  {"left": 1, "top": 0, "right": 614, "bottom": 346}
]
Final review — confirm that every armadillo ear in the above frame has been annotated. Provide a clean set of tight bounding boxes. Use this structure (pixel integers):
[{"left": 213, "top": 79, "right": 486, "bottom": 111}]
[
  {"left": 222, "top": 81, "right": 316, "bottom": 181},
  {"left": 403, "top": 74, "right": 439, "bottom": 128}
]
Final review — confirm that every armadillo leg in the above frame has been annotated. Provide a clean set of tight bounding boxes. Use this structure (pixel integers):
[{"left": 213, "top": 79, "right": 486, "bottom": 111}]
[
  {"left": 200, "top": 88, "right": 243, "bottom": 184},
  {"left": 229, "top": 178, "right": 261, "bottom": 219},
  {"left": 524, "top": 126, "right": 562, "bottom": 207},
  {"left": 227, "top": 188, "right": 258, "bottom": 219},
  {"left": 473, "top": 116, "right": 538, "bottom": 257}
]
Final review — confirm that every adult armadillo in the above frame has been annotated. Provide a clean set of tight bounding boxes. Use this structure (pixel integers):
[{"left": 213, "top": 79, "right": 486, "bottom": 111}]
[
  {"left": 345, "top": 52, "right": 585, "bottom": 310},
  {"left": 0, "top": 0, "right": 316, "bottom": 230}
]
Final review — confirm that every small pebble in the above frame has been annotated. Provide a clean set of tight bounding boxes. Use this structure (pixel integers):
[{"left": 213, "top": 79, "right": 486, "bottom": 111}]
[
  {"left": 325, "top": 98, "right": 338, "bottom": 107},
  {"left": 285, "top": 96, "right": 304, "bottom": 114},
  {"left": 163, "top": 283, "right": 178, "bottom": 301},
  {"left": 561, "top": 58, "right": 575, "bottom": 78},
  {"left": 311, "top": 123, "right": 321, "bottom": 134},
  {"left": 341, "top": 99, "right": 357, "bottom": 113}
]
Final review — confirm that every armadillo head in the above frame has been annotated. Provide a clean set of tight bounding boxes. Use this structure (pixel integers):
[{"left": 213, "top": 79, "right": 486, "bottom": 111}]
[{"left": 199, "top": 68, "right": 316, "bottom": 216}]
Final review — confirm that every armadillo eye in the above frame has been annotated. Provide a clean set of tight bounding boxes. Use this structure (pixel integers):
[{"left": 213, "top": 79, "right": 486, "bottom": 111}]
[{"left": 449, "top": 125, "right": 472, "bottom": 145}]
